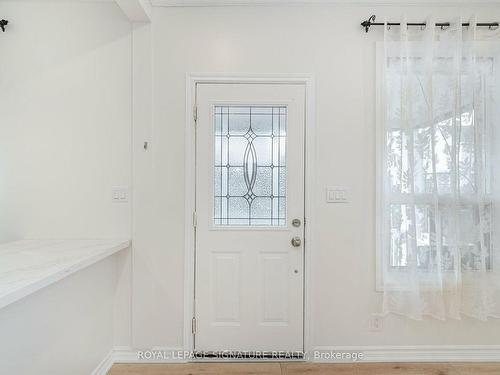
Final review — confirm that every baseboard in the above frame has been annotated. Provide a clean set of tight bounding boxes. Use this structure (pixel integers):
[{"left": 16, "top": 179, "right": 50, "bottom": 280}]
[
  {"left": 90, "top": 349, "right": 115, "bottom": 375},
  {"left": 92, "top": 344, "right": 500, "bottom": 373},
  {"left": 312, "top": 345, "right": 500, "bottom": 363},
  {"left": 113, "top": 346, "right": 186, "bottom": 363}
]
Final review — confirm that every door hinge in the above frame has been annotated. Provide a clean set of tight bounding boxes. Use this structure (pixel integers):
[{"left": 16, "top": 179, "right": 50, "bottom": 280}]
[
  {"left": 191, "top": 317, "right": 197, "bottom": 334},
  {"left": 193, "top": 105, "right": 198, "bottom": 123},
  {"left": 192, "top": 211, "right": 197, "bottom": 228}
]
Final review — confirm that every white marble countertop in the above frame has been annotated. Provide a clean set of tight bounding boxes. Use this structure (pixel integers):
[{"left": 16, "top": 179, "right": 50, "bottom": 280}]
[{"left": 0, "top": 239, "right": 131, "bottom": 310}]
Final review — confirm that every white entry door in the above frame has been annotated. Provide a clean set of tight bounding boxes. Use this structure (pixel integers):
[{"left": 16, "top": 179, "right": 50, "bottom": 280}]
[{"left": 194, "top": 83, "right": 305, "bottom": 353}]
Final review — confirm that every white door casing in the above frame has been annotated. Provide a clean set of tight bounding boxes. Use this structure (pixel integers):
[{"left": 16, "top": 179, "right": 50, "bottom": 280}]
[{"left": 194, "top": 83, "right": 306, "bottom": 353}]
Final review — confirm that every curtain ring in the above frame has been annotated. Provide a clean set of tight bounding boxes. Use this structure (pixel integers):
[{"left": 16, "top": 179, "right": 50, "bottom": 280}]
[
  {"left": 420, "top": 23, "right": 426, "bottom": 31},
  {"left": 387, "top": 24, "right": 391, "bottom": 30}
]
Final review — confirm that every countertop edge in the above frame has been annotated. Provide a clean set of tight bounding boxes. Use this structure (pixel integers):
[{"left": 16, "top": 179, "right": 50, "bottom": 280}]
[{"left": 0, "top": 239, "right": 131, "bottom": 310}]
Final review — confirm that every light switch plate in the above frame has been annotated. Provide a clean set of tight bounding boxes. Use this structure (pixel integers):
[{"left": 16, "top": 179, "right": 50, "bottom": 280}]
[
  {"left": 112, "top": 186, "right": 129, "bottom": 203},
  {"left": 326, "top": 186, "right": 349, "bottom": 203}
]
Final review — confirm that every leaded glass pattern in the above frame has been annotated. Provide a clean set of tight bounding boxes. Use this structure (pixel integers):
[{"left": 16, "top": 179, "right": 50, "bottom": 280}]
[{"left": 214, "top": 106, "right": 287, "bottom": 226}]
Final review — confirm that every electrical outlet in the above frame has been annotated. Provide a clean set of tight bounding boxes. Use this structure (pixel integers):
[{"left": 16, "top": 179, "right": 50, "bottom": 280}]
[{"left": 368, "top": 315, "right": 384, "bottom": 332}]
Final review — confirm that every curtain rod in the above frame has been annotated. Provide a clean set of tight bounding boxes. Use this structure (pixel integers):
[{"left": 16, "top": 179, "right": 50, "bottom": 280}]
[
  {"left": 361, "top": 15, "right": 499, "bottom": 33},
  {"left": 0, "top": 19, "right": 8, "bottom": 32}
]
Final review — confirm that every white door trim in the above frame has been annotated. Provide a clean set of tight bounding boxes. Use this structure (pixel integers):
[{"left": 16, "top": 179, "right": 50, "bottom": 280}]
[{"left": 184, "top": 73, "right": 316, "bottom": 357}]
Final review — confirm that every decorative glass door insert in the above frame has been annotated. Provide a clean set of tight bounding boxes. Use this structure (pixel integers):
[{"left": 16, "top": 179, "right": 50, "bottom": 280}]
[{"left": 213, "top": 105, "right": 287, "bottom": 226}]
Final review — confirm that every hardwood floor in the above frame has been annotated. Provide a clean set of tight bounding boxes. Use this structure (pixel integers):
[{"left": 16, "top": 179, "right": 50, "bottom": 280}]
[{"left": 108, "top": 362, "right": 500, "bottom": 375}]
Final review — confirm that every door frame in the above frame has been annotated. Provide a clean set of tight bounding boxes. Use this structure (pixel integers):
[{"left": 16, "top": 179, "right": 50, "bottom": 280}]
[{"left": 184, "top": 73, "right": 316, "bottom": 358}]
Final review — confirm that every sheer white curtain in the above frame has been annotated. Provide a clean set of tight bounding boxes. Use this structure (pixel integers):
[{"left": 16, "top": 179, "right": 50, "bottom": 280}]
[{"left": 380, "top": 16, "right": 500, "bottom": 320}]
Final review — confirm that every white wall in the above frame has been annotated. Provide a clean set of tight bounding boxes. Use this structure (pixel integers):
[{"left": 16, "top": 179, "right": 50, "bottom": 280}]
[
  {"left": 0, "top": 0, "right": 133, "bottom": 370},
  {"left": 0, "top": 254, "right": 121, "bottom": 375},
  {"left": 130, "top": 4, "right": 500, "bottom": 350},
  {"left": 0, "top": 1, "right": 132, "bottom": 243}
]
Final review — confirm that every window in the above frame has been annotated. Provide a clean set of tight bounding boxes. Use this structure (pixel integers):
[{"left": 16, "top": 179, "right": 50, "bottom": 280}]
[
  {"left": 213, "top": 106, "right": 287, "bottom": 226},
  {"left": 377, "top": 18, "right": 500, "bottom": 320},
  {"left": 376, "top": 43, "right": 496, "bottom": 288},
  {"left": 386, "top": 111, "right": 493, "bottom": 273}
]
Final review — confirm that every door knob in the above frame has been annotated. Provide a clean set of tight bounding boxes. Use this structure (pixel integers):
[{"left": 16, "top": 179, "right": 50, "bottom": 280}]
[{"left": 291, "top": 237, "right": 302, "bottom": 247}]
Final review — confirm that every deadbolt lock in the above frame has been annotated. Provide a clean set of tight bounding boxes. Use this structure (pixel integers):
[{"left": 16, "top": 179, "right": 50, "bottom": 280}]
[{"left": 292, "top": 218, "right": 301, "bottom": 227}]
